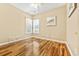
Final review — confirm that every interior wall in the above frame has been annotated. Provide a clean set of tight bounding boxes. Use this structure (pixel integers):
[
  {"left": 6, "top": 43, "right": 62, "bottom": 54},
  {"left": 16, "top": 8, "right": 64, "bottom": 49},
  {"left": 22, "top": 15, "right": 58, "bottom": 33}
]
[
  {"left": 67, "top": 4, "right": 79, "bottom": 55},
  {"left": 33, "top": 5, "right": 67, "bottom": 41},
  {"left": 0, "top": 4, "right": 31, "bottom": 43}
]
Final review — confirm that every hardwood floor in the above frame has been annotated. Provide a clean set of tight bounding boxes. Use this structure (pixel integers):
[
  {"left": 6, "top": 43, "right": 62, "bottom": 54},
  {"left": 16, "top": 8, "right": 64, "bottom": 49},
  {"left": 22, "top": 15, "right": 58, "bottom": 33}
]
[
  {"left": 0, "top": 40, "right": 27, "bottom": 56},
  {"left": 32, "top": 38, "right": 70, "bottom": 56},
  {"left": 0, "top": 38, "right": 71, "bottom": 56},
  {"left": 38, "top": 39, "right": 70, "bottom": 56}
]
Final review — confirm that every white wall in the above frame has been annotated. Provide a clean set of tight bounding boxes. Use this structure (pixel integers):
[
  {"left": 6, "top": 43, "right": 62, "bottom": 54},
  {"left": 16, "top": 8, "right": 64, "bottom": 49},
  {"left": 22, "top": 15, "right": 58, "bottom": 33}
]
[
  {"left": 0, "top": 4, "right": 31, "bottom": 43},
  {"left": 67, "top": 4, "right": 79, "bottom": 55},
  {"left": 33, "top": 5, "right": 67, "bottom": 41}
]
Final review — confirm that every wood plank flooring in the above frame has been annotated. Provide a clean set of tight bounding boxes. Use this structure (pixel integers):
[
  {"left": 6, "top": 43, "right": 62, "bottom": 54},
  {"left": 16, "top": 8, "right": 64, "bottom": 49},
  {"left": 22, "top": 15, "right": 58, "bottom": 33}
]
[
  {"left": 38, "top": 39, "right": 70, "bottom": 56},
  {"left": 0, "top": 38, "right": 71, "bottom": 56},
  {"left": 0, "top": 40, "right": 27, "bottom": 56}
]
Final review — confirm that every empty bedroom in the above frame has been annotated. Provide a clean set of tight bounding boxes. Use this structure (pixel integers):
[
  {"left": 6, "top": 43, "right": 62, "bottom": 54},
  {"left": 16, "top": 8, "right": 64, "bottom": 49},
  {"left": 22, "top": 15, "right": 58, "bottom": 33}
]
[{"left": 0, "top": 3, "right": 79, "bottom": 56}]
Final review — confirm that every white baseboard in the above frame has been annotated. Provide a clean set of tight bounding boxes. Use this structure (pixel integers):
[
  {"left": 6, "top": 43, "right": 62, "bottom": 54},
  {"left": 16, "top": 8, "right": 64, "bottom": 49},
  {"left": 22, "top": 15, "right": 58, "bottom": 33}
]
[
  {"left": 65, "top": 42, "right": 73, "bottom": 56},
  {"left": 32, "top": 36, "right": 66, "bottom": 43}
]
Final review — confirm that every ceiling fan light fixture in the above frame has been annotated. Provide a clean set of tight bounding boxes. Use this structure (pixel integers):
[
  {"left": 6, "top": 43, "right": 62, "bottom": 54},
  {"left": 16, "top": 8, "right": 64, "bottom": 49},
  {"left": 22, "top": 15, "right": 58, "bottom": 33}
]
[{"left": 30, "top": 3, "right": 41, "bottom": 9}]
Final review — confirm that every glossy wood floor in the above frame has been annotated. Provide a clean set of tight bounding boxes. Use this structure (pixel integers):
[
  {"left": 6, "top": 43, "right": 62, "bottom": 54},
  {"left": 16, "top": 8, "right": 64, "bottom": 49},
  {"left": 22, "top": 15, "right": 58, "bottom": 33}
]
[
  {"left": 0, "top": 38, "right": 70, "bottom": 56},
  {"left": 0, "top": 40, "right": 27, "bottom": 56},
  {"left": 32, "top": 38, "right": 70, "bottom": 56}
]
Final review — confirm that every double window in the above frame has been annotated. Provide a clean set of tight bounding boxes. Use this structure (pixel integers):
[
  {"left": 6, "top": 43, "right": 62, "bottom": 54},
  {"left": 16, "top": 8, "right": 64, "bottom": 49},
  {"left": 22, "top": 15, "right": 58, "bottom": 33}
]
[{"left": 25, "top": 18, "right": 39, "bottom": 34}]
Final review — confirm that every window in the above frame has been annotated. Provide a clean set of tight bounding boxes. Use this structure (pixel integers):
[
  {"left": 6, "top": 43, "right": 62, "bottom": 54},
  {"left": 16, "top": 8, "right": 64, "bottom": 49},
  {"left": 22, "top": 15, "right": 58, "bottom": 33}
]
[
  {"left": 25, "top": 18, "right": 32, "bottom": 34},
  {"left": 25, "top": 18, "right": 39, "bottom": 34},
  {"left": 33, "top": 19, "right": 39, "bottom": 34}
]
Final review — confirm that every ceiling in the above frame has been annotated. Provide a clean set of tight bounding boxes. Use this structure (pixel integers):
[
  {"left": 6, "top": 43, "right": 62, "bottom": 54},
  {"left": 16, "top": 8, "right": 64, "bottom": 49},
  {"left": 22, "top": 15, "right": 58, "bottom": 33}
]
[{"left": 11, "top": 3, "right": 65, "bottom": 15}]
